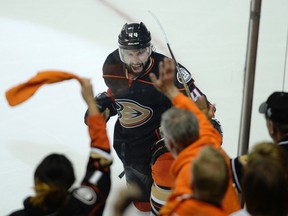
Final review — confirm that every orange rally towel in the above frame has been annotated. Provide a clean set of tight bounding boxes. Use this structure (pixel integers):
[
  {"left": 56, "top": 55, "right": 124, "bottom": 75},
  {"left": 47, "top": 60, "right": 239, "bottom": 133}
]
[{"left": 5, "top": 71, "right": 82, "bottom": 106}]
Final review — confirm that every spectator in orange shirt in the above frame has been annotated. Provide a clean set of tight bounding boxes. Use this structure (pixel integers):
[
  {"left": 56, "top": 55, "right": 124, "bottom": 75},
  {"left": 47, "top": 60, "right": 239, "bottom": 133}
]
[
  {"left": 149, "top": 57, "right": 240, "bottom": 215},
  {"left": 163, "top": 145, "right": 230, "bottom": 216}
]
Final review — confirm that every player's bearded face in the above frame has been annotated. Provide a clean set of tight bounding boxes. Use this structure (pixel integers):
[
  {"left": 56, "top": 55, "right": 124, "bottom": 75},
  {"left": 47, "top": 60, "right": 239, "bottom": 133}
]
[{"left": 120, "top": 47, "right": 151, "bottom": 74}]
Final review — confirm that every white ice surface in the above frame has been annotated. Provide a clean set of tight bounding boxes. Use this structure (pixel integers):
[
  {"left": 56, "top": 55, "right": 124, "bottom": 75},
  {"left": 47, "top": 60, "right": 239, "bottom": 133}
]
[{"left": 1, "top": 0, "right": 288, "bottom": 215}]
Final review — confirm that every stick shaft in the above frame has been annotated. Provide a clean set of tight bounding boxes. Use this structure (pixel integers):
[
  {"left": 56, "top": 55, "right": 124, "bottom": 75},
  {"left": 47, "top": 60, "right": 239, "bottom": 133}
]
[
  {"left": 149, "top": 11, "right": 192, "bottom": 98},
  {"left": 282, "top": 25, "right": 288, "bottom": 91}
]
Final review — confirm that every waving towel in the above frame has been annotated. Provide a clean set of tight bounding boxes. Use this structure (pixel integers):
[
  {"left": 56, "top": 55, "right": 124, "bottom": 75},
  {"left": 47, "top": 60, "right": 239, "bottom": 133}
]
[{"left": 5, "top": 71, "right": 82, "bottom": 106}]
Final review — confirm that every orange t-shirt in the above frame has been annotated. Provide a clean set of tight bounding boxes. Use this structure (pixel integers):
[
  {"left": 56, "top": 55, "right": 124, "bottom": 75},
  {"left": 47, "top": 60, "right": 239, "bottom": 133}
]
[
  {"left": 161, "top": 194, "right": 229, "bottom": 216},
  {"left": 159, "top": 93, "right": 240, "bottom": 215}
]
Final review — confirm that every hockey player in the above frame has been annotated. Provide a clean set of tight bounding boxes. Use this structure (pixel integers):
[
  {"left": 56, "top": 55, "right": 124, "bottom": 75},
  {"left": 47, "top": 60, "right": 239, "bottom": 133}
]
[
  {"left": 9, "top": 79, "right": 112, "bottom": 216},
  {"left": 85, "top": 22, "right": 220, "bottom": 214}
]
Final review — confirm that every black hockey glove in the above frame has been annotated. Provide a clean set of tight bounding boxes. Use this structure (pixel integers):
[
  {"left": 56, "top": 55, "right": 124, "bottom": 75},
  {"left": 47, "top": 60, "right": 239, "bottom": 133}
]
[
  {"left": 151, "top": 128, "right": 170, "bottom": 165},
  {"left": 84, "top": 92, "right": 117, "bottom": 125}
]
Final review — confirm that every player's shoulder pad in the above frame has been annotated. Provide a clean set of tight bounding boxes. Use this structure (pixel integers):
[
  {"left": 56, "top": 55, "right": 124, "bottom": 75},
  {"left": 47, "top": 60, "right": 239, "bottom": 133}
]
[
  {"left": 176, "top": 67, "right": 192, "bottom": 84},
  {"left": 72, "top": 185, "right": 97, "bottom": 205},
  {"left": 104, "top": 49, "right": 121, "bottom": 64}
]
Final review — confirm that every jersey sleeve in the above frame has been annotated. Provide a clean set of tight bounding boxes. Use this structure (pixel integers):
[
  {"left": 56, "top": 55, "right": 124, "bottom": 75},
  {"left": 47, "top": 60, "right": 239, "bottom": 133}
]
[
  {"left": 230, "top": 157, "right": 244, "bottom": 193},
  {"left": 173, "top": 64, "right": 208, "bottom": 103},
  {"left": 76, "top": 114, "right": 112, "bottom": 213}
]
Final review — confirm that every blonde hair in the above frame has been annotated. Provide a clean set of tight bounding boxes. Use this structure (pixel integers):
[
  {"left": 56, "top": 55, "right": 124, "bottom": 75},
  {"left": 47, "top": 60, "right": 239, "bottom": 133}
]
[
  {"left": 30, "top": 153, "right": 75, "bottom": 210},
  {"left": 243, "top": 142, "right": 288, "bottom": 216},
  {"left": 192, "top": 146, "right": 228, "bottom": 204},
  {"left": 248, "top": 141, "right": 288, "bottom": 171},
  {"left": 30, "top": 178, "right": 68, "bottom": 210}
]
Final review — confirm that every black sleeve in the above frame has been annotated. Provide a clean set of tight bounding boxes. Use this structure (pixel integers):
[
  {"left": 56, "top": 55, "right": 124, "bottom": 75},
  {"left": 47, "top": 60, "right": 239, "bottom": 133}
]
[
  {"left": 72, "top": 115, "right": 113, "bottom": 215},
  {"left": 230, "top": 157, "right": 244, "bottom": 193},
  {"left": 173, "top": 64, "right": 208, "bottom": 102},
  {"left": 69, "top": 147, "right": 112, "bottom": 215},
  {"left": 80, "top": 154, "right": 112, "bottom": 198},
  {"left": 174, "top": 64, "right": 224, "bottom": 138}
]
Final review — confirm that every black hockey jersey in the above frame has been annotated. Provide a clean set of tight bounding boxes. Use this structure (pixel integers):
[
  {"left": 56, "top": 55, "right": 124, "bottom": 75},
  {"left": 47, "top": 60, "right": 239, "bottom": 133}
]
[{"left": 101, "top": 49, "right": 206, "bottom": 165}]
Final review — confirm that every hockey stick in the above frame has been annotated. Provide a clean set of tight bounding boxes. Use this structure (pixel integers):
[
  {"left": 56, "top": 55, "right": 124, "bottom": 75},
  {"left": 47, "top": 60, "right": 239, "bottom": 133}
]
[
  {"left": 282, "top": 25, "right": 288, "bottom": 91},
  {"left": 148, "top": 10, "right": 192, "bottom": 99}
]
